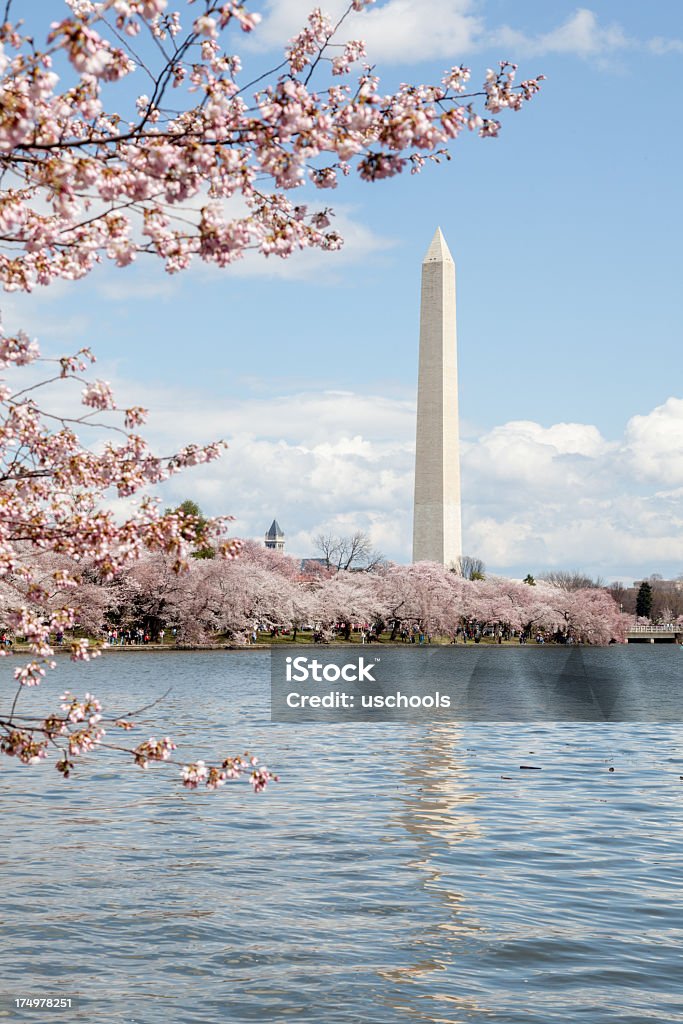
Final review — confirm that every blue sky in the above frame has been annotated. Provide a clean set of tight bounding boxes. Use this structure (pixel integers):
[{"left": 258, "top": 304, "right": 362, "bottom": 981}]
[{"left": 4, "top": 0, "right": 683, "bottom": 581}]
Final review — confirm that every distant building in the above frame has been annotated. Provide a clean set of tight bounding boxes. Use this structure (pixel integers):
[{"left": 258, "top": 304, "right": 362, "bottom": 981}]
[
  {"left": 633, "top": 578, "right": 682, "bottom": 591},
  {"left": 300, "top": 557, "right": 327, "bottom": 571},
  {"left": 264, "top": 519, "right": 285, "bottom": 551}
]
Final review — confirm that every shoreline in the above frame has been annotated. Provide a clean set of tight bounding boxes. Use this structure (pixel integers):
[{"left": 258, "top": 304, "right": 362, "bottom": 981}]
[{"left": 4, "top": 640, "right": 640, "bottom": 654}]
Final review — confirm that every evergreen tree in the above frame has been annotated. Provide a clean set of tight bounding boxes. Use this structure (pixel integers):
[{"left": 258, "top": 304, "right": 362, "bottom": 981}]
[
  {"left": 636, "top": 582, "right": 653, "bottom": 619},
  {"left": 170, "top": 501, "right": 215, "bottom": 559}
]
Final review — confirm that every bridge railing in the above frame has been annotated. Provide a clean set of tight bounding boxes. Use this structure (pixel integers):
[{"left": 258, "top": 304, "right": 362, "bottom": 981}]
[{"left": 628, "top": 623, "right": 679, "bottom": 633}]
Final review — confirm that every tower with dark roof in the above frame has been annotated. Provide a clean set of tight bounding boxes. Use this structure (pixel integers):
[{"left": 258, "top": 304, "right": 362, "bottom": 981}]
[{"left": 264, "top": 519, "right": 285, "bottom": 552}]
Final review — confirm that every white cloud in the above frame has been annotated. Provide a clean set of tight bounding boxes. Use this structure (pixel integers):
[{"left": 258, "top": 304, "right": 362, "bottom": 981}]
[
  {"left": 130, "top": 386, "right": 414, "bottom": 448},
  {"left": 82, "top": 376, "right": 683, "bottom": 581},
  {"left": 254, "top": 1, "right": 634, "bottom": 64},
  {"left": 492, "top": 8, "right": 630, "bottom": 59},
  {"left": 648, "top": 37, "right": 683, "bottom": 56},
  {"left": 622, "top": 397, "right": 683, "bottom": 486},
  {"left": 461, "top": 401, "right": 683, "bottom": 577},
  {"left": 15, "top": 353, "right": 680, "bottom": 579},
  {"left": 338, "top": 0, "right": 484, "bottom": 64},
  {"left": 254, "top": 0, "right": 483, "bottom": 62}
]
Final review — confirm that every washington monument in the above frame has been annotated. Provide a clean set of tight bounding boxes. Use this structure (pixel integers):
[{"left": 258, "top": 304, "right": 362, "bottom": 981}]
[{"left": 412, "top": 227, "right": 462, "bottom": 566}]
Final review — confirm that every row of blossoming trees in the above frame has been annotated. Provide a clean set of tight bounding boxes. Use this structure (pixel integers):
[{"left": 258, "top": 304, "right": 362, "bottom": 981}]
[
  {"left": 7, "top": 541, "right": 628, "bottom": 647},
  {"left": 0, "top": 0, "right": 544, "bottom": 785}
]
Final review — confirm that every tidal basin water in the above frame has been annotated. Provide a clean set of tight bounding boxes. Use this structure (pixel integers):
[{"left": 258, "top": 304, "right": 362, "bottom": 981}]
[{"left": 2, "top": 650, "right": 683, "bottom": 1024}]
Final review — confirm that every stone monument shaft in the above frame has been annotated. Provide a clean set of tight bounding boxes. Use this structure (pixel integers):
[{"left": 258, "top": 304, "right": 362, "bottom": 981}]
[{"left": 412, "top": 228, "right": 462, "bottom": 566}]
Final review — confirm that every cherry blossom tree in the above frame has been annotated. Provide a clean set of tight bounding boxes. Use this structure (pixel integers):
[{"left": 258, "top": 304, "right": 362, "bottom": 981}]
[
  {"left": 311, "top": 569, "right": 378, "bottom": 639},
  {"left": 517, "top": 582, "right": 563, "bottom": 640},
  {"left": 109, "top": 550, "right": 192, "bottom": 637},
  {"left": 466, "top": 577, "right": 526, "bottom": 641},
  {"left": 0, "top": 0, "right": 544, "bottom": 786},
  {"left": 234, "top": 541, "right": 315, "bottom": 639},
  {"left": 548, "top": 587, "right": 626, "bottom": 645},
  {"left": 378, "top": 562, "right": 465, "bottom": 638},
  {"left": 211, "top": 558, "right": 299, "bottom": 640}
]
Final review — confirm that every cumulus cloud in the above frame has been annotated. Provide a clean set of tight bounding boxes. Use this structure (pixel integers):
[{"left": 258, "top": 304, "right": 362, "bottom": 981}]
[
  {"left": 89, "top": 377, "right": 683, "bottom": 582},
  {"left": 462, "top": 402, "right": 683, "bottom": 578},
  {"left": 492, "top": 8, "right": 630, "bottom": 59},
  {"left": 254, "top": 1, "right": 635, "bottom": 64},
  {"left": 254, "top": 0, "right": 483, "bottom": 61},
  {"left": 465, "top": 420, "right": 614, "bottom": 494},
  {"left": 3, "top": 344, "right": 680, "bottom": 580},
  {"left": 337, "top": 0, "right": 484, "bottom": 63},
  {"left": 622, "top": 398, "right": 683, "bottom": 486}
]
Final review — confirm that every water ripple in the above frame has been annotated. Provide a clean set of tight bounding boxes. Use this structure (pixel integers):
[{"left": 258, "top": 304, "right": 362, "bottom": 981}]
[{"left": 1, "top": 652, "right": 682, "bottom": 1023}]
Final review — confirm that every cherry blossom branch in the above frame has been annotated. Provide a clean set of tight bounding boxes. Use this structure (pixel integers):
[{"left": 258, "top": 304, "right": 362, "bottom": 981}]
[
  {"left": 0, "top": 1, "right": 543, "bottom": 288},
  {"left": 0, "top": 696, "right": 277, "bottom": 792}
]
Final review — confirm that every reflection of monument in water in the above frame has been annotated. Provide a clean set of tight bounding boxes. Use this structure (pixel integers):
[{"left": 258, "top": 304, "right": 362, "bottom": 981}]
[
  {"left": 376, "top": 726, "right": 485, "bottom": 1015},
  {"left": 412, "top": 228, "right": 462, "bottom": 568},
  {"left": 398, "top": 726, "right": 480, "bottom": 847}
]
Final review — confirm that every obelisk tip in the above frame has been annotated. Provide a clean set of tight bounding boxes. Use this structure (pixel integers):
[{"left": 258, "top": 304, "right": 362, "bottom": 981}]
[{"left": 423, "top": 227, "right": 454, "bottom": 264}]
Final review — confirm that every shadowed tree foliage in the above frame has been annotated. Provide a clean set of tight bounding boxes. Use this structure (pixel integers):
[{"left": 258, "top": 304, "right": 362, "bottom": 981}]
[{"left": 636, "top": 581, "right": 653, "bottom": 620}]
